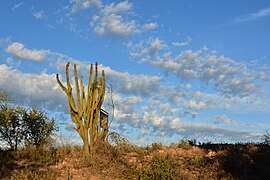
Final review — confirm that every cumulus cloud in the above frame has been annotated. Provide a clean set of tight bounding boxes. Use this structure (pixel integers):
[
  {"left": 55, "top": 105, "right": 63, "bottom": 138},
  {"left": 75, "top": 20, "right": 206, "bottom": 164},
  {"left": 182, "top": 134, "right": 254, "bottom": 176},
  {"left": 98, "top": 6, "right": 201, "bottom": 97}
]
[
  {"left": 129, "top": 38, "right": 167, "bottom": 63},
  {"left": 91, "top": 1, "right": 139, "bottom": 37},
  {"left": 0, "top": 64, "right": 66, "bottom": 112},
  {"left": 110, "top": 98, "right": 259, "bottom": 142},
  {"left": 70, "top": 0, "right": 102, "bottom": 13},
  {"left": 185, "top": 100, "right": 211, "bottom": 111},
  {"left": 44, "top": 54, "right": 164, "bottom": 97},
  {"left": 1, "top": 40, "right": 268, "bottom": 143},
  {"left": 131, "top": 41, "right": 269, "bottom": 98},
  {"left": 100, "top": 65, "right": 164, "bottom": 97},
  {"left": 6, "top": 42, "right": 48, "bottom": 62}
]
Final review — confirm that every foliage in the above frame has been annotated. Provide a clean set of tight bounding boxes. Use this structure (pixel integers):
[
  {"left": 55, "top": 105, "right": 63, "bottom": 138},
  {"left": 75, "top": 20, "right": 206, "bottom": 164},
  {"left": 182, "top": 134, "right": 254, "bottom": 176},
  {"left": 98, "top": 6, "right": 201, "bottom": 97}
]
[
  {"left": 176, "top": 139, "right": 193, "bottom": 149},
  {"left": 107, "top": 131, "right": 129, "bottom": 146},
  {"left": 22, "top": 108, "right": 57, "bottom": 148},
  {"left": 1, "top": 141, "right": 270, "bottom": 179},
  {"left": 0, "top": 91, "right": 11, "bottom": 103},
  {"left": 0, "top": 105, "right": 57, "bottom": 150},
  {"left": 186, "top": 156, "right": 209, "bottom": 167},
  {"left": 139, "top": 155, "right": 176, "bottom": 180},
  {"left": 56, "top": 62, "right": 107, "bottom": 155},
  {"left": 0, "top": 105, "right": 25, "bottom": 150}
]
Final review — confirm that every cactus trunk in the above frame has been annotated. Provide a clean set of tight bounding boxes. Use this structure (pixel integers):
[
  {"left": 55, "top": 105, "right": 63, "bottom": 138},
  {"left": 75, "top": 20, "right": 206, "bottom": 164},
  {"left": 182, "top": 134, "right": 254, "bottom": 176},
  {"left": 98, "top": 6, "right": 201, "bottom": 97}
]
[{"left": 56, "top": 62, "right": 107, "bottom": 155}]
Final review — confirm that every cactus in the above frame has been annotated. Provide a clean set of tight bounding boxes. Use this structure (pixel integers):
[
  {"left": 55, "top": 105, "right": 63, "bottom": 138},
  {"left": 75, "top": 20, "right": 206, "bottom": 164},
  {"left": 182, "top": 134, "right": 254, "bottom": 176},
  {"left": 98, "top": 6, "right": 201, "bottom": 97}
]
[{"left": 56, "top": 62, "right": 107, "bottom": 155}]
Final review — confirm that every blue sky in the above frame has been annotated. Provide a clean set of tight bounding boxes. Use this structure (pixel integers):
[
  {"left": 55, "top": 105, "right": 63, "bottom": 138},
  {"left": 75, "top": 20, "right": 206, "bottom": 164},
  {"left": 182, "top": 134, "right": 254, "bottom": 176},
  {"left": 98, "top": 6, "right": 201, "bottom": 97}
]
[{"left": 1, "top": 0, "right": 270, "bottom": 145}]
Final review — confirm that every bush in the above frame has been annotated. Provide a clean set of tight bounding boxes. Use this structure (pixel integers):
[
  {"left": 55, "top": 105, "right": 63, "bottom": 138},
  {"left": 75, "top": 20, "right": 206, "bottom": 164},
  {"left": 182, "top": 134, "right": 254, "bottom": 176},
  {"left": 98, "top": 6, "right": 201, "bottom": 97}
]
[
  {"left": 0, "top": 105, "right": 25, "bottom": 150},
  {"left": 0, "top": 105, "right": 57, "bottom": 150},
  {"left": 139, "top": 155, "right": 176, "bottom": 180},
  {"left": 22, "top": 108, "right": 57, "bottom": 148},
  {"left": 177, "top": 139, "right": 192, "bottom": 149}
]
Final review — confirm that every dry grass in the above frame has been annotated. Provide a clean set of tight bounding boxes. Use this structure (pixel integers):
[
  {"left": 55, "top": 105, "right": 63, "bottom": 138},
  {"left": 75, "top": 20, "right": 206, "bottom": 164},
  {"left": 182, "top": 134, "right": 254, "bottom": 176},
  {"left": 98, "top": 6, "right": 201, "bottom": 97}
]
[{"left": 0, "top": 140, "right": 269, "bottom": 179}]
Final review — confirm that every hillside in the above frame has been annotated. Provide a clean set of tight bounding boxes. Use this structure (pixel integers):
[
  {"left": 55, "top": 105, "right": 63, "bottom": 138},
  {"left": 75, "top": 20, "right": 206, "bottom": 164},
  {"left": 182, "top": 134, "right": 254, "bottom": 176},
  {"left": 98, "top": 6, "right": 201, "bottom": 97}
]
[{"left": 1, "top": 141, "right": 269, "bottom": 179}]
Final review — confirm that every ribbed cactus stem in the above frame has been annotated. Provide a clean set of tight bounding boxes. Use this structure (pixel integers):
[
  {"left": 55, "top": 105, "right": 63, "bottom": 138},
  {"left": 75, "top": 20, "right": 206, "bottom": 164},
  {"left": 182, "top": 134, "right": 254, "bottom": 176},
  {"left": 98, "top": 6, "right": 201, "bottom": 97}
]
[{"left": 56, "top": 62, "right": 107, "bottom": 155}]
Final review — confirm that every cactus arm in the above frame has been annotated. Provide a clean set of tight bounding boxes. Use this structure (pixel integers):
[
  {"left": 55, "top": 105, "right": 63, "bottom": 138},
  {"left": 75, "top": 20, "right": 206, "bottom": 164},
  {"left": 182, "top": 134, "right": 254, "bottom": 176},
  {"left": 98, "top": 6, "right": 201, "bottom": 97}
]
[
  {"left": 56, "top": 63, "right": 78, "bottom": 116},
  {"left": 56, "top": 74, "right": 68, "bottom": 93},
  {"left": 66, "top": 62, "right": 72, "bottom": 90},
  {"left": 88, "top": 64, "right": 93, "bottom": 99},
  {"left": 74, "top": 64, "right": 82, "bottom": 114},
  {"left": 80, "top": 76, "right": 88, "bottom": 118}
]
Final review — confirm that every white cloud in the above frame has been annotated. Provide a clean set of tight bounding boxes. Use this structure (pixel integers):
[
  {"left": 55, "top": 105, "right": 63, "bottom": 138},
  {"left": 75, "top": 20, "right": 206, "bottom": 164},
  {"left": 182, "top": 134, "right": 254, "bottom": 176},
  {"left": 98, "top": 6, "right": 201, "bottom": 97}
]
[
  {"left": 129, "top": 38, "right": 167, "bottom": 63},
  {"left": 213, "top": 114, "right": 239, "bottom": 125},
  {"left": 11, "top": 2, "right": 24, "bottom": 11},
  {"left": 101, "top": 65, "right": 164, "bottom": 96},
  {"left": 6, "top": 42, "right": 48, "bottom": 62},
  {"left": 6, "top": 57, "right": 13, "bottom": 63},
  {"left": 160, "top": 103, "right": 179, "bottom": 115},
  {"left": 234, "top": 7, "right": 270, "bottom": 23},
  {"left": 91, "top": 1, "right": 139, "bottom": 37},
  {"left": 1, "top": 40, "right": 268, "bottom": 143},
  {"left": 185, "top": 100, "right": 209, "bottom": 111},
  {"left": 32, "top": 10, "right": 45, "bottom": 19},
  {"left": 131, "top": 43, "right": 269, "bottom": 97},
  {"left": 70, "top": 0, "right": 102, "bottom": 13},
  {"left": 0, "top": 64, "right": 66, "bottom": 112},
  {"left": 185, "top": 84, "right": 192, "bottom": 89},
  {"left": 46, "top": 55, "right": 164, "bottom": 97},
  {"left": 143, "top": 22, "right": 158, "bottom": 30},
  {"left": 172, "top": 37, "right": 192, "bottom": 47},
  {"left": 94, "top": 14, "right": 138, "bottom": 37},
  {"left": 111, "top": 101, "right": 259, "bottom": 142},
  {"left": 102, "top": 1, "right": 132, "bottom": 14}
]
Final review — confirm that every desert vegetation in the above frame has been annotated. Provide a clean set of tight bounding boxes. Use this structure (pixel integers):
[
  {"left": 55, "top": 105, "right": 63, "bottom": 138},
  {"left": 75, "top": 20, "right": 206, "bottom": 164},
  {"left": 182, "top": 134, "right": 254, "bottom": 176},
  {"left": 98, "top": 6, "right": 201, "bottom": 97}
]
[
  {"left": 0, "top": 135, "right": 269, "bottom": 179},
  {"left": 0, "top": 63, "right": 269, "bottom": 179}
]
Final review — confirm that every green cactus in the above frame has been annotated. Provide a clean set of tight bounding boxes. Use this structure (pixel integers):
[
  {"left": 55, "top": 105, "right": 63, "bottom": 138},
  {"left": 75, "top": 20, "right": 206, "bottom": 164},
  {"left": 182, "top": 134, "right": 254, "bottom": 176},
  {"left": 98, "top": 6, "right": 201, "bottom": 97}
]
[{"left": 56, "top": 62, "right": 108, "bottom": 155}]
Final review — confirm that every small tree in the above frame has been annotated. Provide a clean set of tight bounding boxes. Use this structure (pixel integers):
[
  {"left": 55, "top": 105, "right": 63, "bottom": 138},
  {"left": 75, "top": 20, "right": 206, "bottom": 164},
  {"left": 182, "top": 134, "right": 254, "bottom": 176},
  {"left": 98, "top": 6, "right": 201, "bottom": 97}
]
[
  {"left": 0, "top": 104, "right": 57, "bottom": 150},
  {"left": 0, "top": 105, "right": 24, "bottom": 150},
  {"left": 22, "top": 108, "right": 57, "bottom": 148}
]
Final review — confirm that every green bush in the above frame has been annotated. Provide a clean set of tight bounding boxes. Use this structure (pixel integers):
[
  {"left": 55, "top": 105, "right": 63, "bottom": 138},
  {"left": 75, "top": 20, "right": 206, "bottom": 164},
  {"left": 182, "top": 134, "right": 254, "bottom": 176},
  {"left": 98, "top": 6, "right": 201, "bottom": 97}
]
[
  {"left": 0, "top": 105, "right": 57, "bottom": 150},
  {"left": 177, "top": 140, "right": 192, "bottom": 149},
  {"left": 139, "top": 155, "right": 176, "bottom": 180}
]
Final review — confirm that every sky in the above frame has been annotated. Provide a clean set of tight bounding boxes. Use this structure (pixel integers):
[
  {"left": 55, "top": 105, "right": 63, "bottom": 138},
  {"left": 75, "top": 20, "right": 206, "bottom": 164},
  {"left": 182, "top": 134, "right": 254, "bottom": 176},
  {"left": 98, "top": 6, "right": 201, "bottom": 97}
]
[{"left": 0, "top": 0, "right": 270, "bottom": 145}]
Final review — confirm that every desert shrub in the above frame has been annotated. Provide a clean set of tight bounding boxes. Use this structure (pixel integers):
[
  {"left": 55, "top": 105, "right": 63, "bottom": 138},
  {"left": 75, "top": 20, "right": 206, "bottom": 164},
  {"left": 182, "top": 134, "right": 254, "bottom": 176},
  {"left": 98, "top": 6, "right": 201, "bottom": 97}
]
[
  {"left": 18, "top": 147, "right": 59, "bottom": 165},
  {"left": 10, "top": 169, "right": 57, "bottom": 180},
  {"left": 186, "top": 156, "right": 209, "bottom": 167},
  {"left": 107, "top": 131, "right": 129, "bottom": 146},
  {"left": 139, "top": 155, "right": 176, "bottom": 180},
  {"left": 150, "top": 142, "right": 164, "bottom": 151},
  {"left": 107, "top": 131, "right": 136, "bottom": 153},
  {"left": 177, "top": 139, "right": 192, "bottom": 149},
  {"left": 123, "top": 167, "right": 137, "bottom": 179}
]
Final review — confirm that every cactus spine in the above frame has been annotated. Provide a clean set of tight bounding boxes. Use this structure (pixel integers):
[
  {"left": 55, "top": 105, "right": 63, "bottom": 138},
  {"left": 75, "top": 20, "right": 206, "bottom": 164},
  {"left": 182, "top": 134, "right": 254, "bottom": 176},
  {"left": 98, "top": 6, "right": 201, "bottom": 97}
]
[{"left": 56, "top": 62, "right": 107, "bottom": 155}]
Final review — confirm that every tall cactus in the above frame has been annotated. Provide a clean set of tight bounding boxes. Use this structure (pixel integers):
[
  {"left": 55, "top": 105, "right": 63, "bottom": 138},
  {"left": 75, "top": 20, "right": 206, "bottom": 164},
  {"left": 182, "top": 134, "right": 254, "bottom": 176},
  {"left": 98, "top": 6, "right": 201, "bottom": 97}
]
[{"left": 56, "top": 62, "right": 107, "bottom": 155}]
